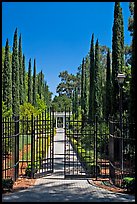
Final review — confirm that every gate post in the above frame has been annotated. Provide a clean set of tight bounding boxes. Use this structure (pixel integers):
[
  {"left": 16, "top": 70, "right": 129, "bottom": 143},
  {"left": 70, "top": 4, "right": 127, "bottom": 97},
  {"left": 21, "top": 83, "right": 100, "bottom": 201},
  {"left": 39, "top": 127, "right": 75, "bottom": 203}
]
[
  {"left": 95, "top": 115, "right": 98, "bottom": 180},
  {"left": 52, "top": 108, "right": 54, "bottom": 172},
  {"left": 31, "top": 114, "right": 35, "bottom": 178},
  {"left": 15, "top": 116, "right": 19, "bottom": 181}
]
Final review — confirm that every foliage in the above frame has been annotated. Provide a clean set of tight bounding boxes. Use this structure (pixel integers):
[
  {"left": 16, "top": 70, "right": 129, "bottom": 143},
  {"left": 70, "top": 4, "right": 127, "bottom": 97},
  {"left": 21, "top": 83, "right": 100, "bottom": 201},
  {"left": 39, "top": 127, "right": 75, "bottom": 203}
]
[
  {"left": 3, "top": 39, "right": 12, "bottom": 111},
  {"left": 122, "top": 177, "right": 135, "bottom": 192},
  {"left": 28, "top": 58, "right": 32, "bottom": 103},
  {"left": 112, "top": 2, "right": 124, "bottom": 118},
  {"left": 25, "top": 164, "right": 37, "bottom": 178},
  {"left": 2, "top": 178, "right": 14, "bottom": 191},
  {"left": 22, "top": 54, "right": 26, "bottom": 103},
  {"left": 105, "top": 48, "right": 112, "bottom": 121},
  {"left": 52, "top": 94, "right": 72, "bottom": 112},
  {"left": 89, "top": 33, "right": 95, "bottom": 122},
  {"left": 20, "top": 102, "right": 37, "bottom": 119},
  {"left": 12, "top": 28, "right": 20, "bottom": 116},
  {"left": 69, "top": 135, "right": 100, "bottom": 175},
  {"left": 56, "top": 71, "right": 79, "bottom": 98},
  {"left": 128, "top": 2, "right": 134, "bottom": 36},
  {"left": 36, "top": 94, "right": 47, "bottom": 114},
  {"left": 18, "top": 34, "right": 23, "bottom": 105},
  {"left": 2, "top": 101, "right": 12, "bottom": 118},
  {"left": 33, "top": 58, "right": 37, "bottom": 106}
]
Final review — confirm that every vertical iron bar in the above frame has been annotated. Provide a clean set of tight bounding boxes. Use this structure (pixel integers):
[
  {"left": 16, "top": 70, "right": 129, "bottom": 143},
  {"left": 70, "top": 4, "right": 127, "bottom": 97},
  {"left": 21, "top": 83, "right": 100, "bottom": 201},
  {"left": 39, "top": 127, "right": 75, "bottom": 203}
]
[
  {"left": 52, "top": 108, "right": 54, "bottom": 172},
  {"left": 64, "top": 107, "right": 66, "bottom": 177},
  {"left": 95, "top": 115, "right": 98, "bottom": 180},
  {"left": 31, "top": 114, "right": 34, "bottom": 178}
]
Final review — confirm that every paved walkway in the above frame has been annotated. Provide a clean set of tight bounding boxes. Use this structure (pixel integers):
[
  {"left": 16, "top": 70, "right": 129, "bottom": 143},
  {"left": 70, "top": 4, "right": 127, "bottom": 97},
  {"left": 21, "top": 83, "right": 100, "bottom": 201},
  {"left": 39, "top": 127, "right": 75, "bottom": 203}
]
[{"left": 2, "top": 129, "right": 135, "bottom": 202}]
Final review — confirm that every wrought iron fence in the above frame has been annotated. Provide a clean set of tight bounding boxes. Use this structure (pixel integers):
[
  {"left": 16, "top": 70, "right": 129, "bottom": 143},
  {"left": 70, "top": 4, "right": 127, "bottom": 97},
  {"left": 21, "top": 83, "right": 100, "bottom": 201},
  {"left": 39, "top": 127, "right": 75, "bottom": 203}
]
[
  {"left": 109, "top": 118, "right": 135, "bottom": 187},
  {"left": 2, "top": 109, "right": 54, "bottom": 182}
]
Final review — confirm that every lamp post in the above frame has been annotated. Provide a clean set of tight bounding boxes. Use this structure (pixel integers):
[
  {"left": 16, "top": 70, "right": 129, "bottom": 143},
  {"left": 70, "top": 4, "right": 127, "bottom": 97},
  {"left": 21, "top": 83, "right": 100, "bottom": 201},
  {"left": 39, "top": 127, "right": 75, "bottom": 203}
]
[{"left": 117, "top": 73, "right": 125, "bottom": 174}]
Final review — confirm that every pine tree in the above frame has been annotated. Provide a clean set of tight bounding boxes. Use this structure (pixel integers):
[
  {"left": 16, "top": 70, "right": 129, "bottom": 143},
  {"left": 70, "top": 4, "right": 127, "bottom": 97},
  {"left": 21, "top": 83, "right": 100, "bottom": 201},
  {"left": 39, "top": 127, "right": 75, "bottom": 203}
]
[
  {"left": 12, "top": 28, "right": 19, "bottom": 116},
  {"left": 18, "top": 34, "right": 23, "bottom": 105},
  {"left": 3, "top": 39, "right": 12, "bottom": 112},
  {"left": 33, "top": 59, "right": 36, "bottom": 106},
  {"left": 28, "top": 58, "right": 32, "bottom": 104},
  {"left": 105, "top": 49, "right": 111, "bottom": 121},
  {"left": 88, "top": 33, "right": 95, "bottom": 122},
  {"left": 112, "top": 2, "right": 124, "bottom": 118},
  {"left": 22, "top": 54, "right": 26, "bottom": 103}
]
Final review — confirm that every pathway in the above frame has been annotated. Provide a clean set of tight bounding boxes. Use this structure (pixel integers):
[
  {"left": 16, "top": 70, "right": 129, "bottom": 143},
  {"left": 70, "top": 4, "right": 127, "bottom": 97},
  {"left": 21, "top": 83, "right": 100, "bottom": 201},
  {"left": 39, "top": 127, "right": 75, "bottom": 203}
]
[{"left": 2, "top": 129, "right": 135, "bottom": 202}]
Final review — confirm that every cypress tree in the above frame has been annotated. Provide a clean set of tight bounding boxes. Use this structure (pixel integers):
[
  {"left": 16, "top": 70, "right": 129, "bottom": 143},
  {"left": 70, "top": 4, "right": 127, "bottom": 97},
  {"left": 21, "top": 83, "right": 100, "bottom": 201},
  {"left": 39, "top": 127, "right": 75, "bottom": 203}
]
[
  {"left": 12, "top": 28, "right": 19, "bottom": 116},
  {"left": 88, "top": 33, "right": 95, "bottom": 122},
  {"left": 81, "top": 58, "right": 84, "bottom": 113},
  {"left": 39, "top": 70, "right": 44, "bottom": 99},
  {"left": 105, "top": 49, "right": 111, "bottom": 121},
  {"left": 112, "top": 2, "right": 124, "bottom": 117},
  {"left": 3, "top": 39, "right": 12, "bottom": 111},
  {"left": 74, "top": 87, "right": 78, "bottom": 119},
  {"left": 28, "top": 58, "right": 32, "bottom": 104},
  {"left": 22, "top": 54, "right": 26, "bottom": 103},
  {"left": 33, "top": 58, "right": 36, "bottom": 106},
  {"left": 94, "top": 39, "right": 101, "bottom": 118},
  {"left": 83, "top": 57, "right": 88, "bottom": 121},
  {"left": 129, "top": 3, "right": 136, "bottom": 125},
  {"left": 18, "top": 34, "right": 23, "bottom": 105}
]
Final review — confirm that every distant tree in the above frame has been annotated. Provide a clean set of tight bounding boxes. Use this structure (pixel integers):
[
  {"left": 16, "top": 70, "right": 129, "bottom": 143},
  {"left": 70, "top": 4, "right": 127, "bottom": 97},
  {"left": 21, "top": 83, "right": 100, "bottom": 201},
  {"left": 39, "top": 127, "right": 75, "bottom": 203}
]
[
  {"left": 52, "top": 94, "right": 72, "bottom": 112},
  {"left": 88, "top": 33, "right": 95, "bottom": 122},
  {"left": 3, "top": 39, "right": 12, "bottom": 113},
  {"left": 56, "top": 71, "right": 77, "bottom": 98},
  {"left": 33, "top": 58, "right": 37, "bottom": 106},
  {"left": 111, "top": 2, "right": 124, "bottom": 118},
  {"left": 44, "top": 81, "right": 52, "bottom": 109},
  {"left": 28, "top": 58, "right": 32, "bottom": 104},
  {"left": 18, "top": 34, "right": 23, "bottom": 105},
  {"left": 12, "top": 28, "right": 19, "bottom": 116}
]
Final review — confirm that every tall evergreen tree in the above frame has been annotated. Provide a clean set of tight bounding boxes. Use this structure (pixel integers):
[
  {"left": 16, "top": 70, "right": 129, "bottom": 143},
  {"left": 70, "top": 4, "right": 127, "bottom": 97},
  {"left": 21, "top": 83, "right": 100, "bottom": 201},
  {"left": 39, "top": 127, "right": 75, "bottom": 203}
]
[
  {"left": 39, "top": 70, "right": 44, "bottom": 99},
  {"left": 81, "top": 58, "right": 84, "bottom": 113},
  {"left": 12, "top": 28, "right": 19, "bottom": 116},
  {"left": 22, "top": 54, "right": 26, "bottom": 103},
  {"left": 105, "top": 49, "right": 111, "bottom": 121},
  {"left": 83, "top": 57, "right": 88, "bottom": 121},
  {"left": 88, "top": 33, "right": 95, "bottom": 122},
  {"left": 112, "top": 2, "right": 124, "bottom": 117},
  {"left": 18, "top": 34, "right": 23, "bottom": 105},
  {"left": 28, "top": 58, "right": 32, "bottom": 104},
  {"left": 129, "top": 2, "right": 136, "bottom": 125},
  {"left": 33, "top": 58, "right": 36, "bottom": 106},
  {"left": 94, "top": 39, "right": 101, "bottom": 118},
  {"left": 74, "top": 87, "right": 78, "bottom": 119},
  {"left": 3, "top": 39, "right": 12, "bottom": 111}
]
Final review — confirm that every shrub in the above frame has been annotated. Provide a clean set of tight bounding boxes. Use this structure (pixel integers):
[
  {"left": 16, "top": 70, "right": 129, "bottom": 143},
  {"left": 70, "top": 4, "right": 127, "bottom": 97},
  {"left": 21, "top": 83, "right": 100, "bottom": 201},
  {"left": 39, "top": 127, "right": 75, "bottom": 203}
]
[
  {"left": 25, "top": 164, "right": 37, "bottom": 178},
  {"left": 2, "top": 178, "right": 13, "bottom": 191},
  {"left": 122, "top": 177, "right": 135, "bottom": 193}
]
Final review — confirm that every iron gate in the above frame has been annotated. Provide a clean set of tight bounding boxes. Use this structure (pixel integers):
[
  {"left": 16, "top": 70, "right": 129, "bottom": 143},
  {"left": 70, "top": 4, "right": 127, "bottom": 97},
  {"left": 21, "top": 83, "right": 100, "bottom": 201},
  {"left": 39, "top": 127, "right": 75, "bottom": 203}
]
[
  {"left": 64, "top": 111, "right": 109, "bottom": 179},
  {"left": 2, "top": 109, "right": 54, "bottom": 181}
]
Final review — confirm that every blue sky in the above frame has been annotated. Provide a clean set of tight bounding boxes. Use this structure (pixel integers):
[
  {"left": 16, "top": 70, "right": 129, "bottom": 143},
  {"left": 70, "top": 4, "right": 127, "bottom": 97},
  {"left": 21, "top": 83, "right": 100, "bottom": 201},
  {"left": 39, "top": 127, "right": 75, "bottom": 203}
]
[{"left": 2, "top": 2, "right": 131, "bottom": 98}]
